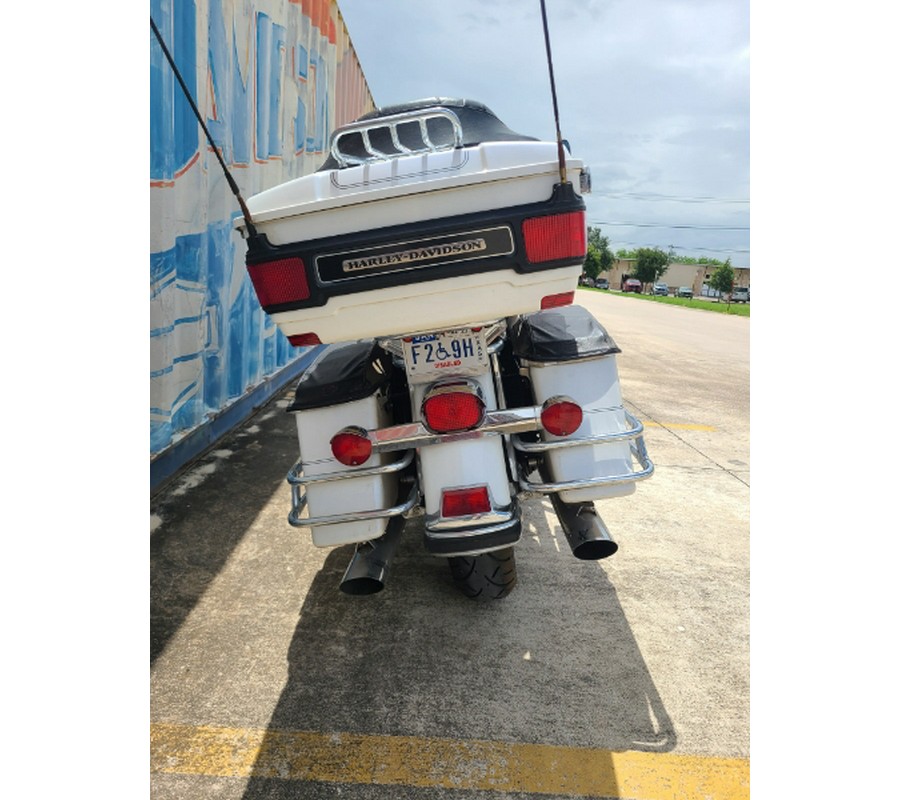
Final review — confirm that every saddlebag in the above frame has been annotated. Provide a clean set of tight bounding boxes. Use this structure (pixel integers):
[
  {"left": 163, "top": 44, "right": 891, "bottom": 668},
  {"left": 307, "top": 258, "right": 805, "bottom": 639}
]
[
  {"left": 286, "top": 340, "right": 410, "bottom": 547},
  {"left": 510, "top": 305, "right": 648, "bottom": 502}
]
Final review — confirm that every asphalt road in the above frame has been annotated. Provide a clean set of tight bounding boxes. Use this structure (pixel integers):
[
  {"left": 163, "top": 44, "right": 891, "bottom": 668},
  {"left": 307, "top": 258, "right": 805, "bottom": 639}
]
[{"left": 150, "top": 289, "right": 750, "bottom": 799}]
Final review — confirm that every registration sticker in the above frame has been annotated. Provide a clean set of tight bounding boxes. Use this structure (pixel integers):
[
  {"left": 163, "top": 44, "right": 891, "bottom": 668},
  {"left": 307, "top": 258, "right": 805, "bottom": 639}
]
[{"left": 402, "top": 328, "right": 489, "bottom": 383}]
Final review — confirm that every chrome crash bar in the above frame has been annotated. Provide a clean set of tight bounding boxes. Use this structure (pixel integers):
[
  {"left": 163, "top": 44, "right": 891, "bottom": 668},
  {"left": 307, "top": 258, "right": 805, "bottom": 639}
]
[
  {"left": 287, "top": 451, "right": 417, "bottom": 528},
  {"left": 514, "top": 410, "right": 654, "bottom": 492}
]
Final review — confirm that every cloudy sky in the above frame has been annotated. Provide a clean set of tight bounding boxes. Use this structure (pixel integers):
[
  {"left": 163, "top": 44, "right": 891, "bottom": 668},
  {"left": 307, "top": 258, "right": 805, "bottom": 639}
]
[{"left": 337, "top": 0, "right": 750, "bottom": 266}]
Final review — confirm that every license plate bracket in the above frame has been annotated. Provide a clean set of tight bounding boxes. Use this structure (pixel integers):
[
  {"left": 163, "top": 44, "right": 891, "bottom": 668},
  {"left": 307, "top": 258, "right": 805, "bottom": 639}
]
[{"left": 401, "top": 328, "right": 489, "bottom": 384}]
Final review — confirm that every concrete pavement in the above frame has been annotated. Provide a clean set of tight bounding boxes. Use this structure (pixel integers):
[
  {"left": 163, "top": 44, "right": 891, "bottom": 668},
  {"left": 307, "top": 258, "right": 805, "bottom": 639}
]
[{"left": 150, "top": 291, "right": 749, "bottom": 799}]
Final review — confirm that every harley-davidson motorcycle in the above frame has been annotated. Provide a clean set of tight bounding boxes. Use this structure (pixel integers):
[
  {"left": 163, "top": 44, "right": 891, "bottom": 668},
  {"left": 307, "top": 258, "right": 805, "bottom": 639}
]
[{"left": 233, "top": 98, "right": 654, "bottom": 599}]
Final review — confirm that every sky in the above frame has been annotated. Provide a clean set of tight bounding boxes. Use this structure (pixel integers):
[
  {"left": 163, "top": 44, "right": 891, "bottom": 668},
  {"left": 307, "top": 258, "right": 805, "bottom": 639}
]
[{"left": 337, "top": 0, "right": 750, "bottom": 267}]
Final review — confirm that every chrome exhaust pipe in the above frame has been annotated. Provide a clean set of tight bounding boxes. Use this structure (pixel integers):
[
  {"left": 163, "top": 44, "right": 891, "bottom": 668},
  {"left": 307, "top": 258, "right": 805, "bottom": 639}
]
[
  {"left": 550, "top": 494, "right": 618, "bottom": 560},
  {"left": 339, "top": 514, "right": 405, "bottom": 595}
]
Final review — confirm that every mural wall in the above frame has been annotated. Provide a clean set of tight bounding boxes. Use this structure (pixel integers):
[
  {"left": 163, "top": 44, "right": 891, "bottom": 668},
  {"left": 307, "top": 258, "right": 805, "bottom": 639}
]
[{"left": 150, "top": 0, "right": 374, "bottom": 458}]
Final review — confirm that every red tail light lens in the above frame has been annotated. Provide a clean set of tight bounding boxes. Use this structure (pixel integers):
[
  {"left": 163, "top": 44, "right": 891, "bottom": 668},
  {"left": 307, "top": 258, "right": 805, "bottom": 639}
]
[
  {"left": 330, "top": 426, "right": 372, "bottom": 466},
  {"left": 541, "top": 397, "right": 583, "bottom": 436},
  {"left": 522, "top": 211, "right": 586, "bottom": 264},
  {"left": 441, "top": 486, "right": 491, "bottom": 518},
  {"left": 541, "top": 291, "right": 575, "bottom": 309},
  {"left": 422, "top": 387, "right": 485, "bottom": 433},
  {"left": 287, "top": 333, "right": 322, "bottom": 347},
  {"left": 247, "top": 257, "right": 310, "bottom": 307}
]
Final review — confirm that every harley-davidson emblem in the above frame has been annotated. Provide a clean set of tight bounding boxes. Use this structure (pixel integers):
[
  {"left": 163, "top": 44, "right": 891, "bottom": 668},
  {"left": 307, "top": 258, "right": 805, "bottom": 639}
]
[
  {"left": 342, "top": 238, "right": 488, "bottom": 273},
  {"left": 315, "top": 226, "right": 515, "bottom": 283}
]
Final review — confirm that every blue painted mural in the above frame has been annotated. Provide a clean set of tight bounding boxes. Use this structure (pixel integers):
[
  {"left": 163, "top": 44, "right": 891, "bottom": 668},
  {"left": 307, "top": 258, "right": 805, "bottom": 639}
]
[{"left": 150, "top": 0, "right": 373, "bottom": 460}]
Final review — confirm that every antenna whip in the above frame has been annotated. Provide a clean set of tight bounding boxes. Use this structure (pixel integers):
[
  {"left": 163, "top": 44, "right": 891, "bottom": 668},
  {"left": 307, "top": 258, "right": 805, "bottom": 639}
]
[
  {"left": 539, "top": 0, "right": 568, "bottom": 185},
  {"left": 150, "top": 16, "right": 258, "bottom": 239}
]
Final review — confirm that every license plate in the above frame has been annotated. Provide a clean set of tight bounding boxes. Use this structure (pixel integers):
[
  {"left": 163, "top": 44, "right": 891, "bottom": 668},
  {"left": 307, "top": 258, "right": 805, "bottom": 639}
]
[{"left": 402, "top": 328, "right": 489, "bottom": 383}]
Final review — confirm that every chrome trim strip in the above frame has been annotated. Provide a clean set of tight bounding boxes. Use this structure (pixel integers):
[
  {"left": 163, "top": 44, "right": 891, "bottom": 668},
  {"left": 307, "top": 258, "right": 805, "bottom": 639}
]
[
  {"left": 369, "top": 406, "right": 543, "bottom": 453},
  {"left": 286, "top": 450, "right": 413, "bottom": 486},
  {"left": 425, "top": 502, "right": 520, "bottom": 539},
  {"left": 288, "top": 481, "right": 419, "bottom": 528},
  {"left": 424, "top": 494, "right": 515, "bottom": 531}
]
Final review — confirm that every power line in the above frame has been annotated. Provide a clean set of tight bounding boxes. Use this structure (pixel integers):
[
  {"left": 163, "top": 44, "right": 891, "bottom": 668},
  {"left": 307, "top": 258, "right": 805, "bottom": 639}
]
[
  {"left": 591, "top": 220, "right": 750, "bottom": 231},
  {"left": 606, "top": 241, "right": 750, "bottom": 256},
  {"left": 596, "top": 191, "right": 749, "bottom": 204}
]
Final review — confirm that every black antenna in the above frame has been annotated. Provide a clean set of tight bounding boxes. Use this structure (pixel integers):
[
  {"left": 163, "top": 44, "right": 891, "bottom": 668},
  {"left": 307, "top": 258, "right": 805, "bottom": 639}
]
[
  {"left": 539, "top": 0, "right": 568, "bottom": 185},
  {"left": 150, "top": 16, "right": 259, "bottom": 239}
]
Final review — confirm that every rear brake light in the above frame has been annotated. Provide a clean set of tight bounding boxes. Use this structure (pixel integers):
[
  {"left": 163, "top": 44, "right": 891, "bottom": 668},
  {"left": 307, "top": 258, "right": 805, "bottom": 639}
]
[
  {"left": 522, "top": 211, "right": 586, "bottom": 264},
  {"left": 541, "top": 291, "right": 574, "bottom": 309},
  {"left": 287, "top": 333, "right": 322, "bottom": 347},
  {"left": 541, "top": 397, "right": 583, "bottom": 436},
  {"left": 422, "top": 386, "right": 485, "bottom": 433},
  {"left": 441, "top": 486, "right": 491, "bottom": 518},
  {"left": 246, "top": 257, "right": 310, "bottom": 307},
  {"left": 330, "top": 426, "right": 372, "bottom": 466}
]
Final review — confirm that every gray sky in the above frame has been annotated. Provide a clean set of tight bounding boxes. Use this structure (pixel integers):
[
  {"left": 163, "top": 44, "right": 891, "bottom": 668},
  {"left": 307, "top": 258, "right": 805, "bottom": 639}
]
[{"left": 337, "top": 0, "right": 750, "bottom": 266}]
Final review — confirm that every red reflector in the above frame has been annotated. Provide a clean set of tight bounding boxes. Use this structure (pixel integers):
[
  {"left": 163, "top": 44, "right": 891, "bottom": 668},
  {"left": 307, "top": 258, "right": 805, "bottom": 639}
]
[
  {"left": 287, "top": 333, "right": 322, "bottom": 347},
  {"left": 541, "top": 291, "right": 575, "bottom": 309},
  {"left": 330, "top": 427, "right": 372, "bottom": 466},
  {"left": 247, "top": 257, "right": 310, "bottom": 307},
  {"left": 541, "top": 398, "right": 583, "bottom": 436},
  {"left": 422, "top": 391, "right": 484, "bottom": 433},
  {"left": 441, "top": 486, "right": 491, "bottom": 518},
  {"left": 522, "top": 211, "right": 586, "bottom": 263}
]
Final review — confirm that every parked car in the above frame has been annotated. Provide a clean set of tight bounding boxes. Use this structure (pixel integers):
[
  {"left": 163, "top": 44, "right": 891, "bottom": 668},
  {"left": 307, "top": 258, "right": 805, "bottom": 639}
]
[
  {"left": 623, "top": 278, "right": 642, "bottom": 293},
  {"left": 595, "top": 278, "right": 610, "bottom": 290},
  {"left": 652, "top": 283, "right": 669, "bottom": 296},
  {"left": 676, "top": 286, "right": 693, "bottom": 298},
  {"left": 732, "top": 287, "right": 749, "bottom": 302}
]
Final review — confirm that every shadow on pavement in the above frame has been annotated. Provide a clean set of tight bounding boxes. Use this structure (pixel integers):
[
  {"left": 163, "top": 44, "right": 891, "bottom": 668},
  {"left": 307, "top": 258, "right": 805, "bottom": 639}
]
[
  {"left": 150, "top": 391, "right": 300, "bottom": 665},
  {"left": 238, "top": 507, "right": 676, "bottom": 799}
]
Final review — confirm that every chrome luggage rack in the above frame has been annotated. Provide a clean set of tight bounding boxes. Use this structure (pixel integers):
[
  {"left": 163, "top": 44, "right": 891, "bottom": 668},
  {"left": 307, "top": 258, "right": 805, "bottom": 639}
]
[{"left": 330, "top": 107, "right": 464, "bottom": 167}]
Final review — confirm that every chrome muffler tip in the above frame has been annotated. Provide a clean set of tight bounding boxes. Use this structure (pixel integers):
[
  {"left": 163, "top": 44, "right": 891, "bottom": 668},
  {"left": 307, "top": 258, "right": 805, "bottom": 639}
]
[
  {"left": 550, "top": 495, "right": 619, "bottom": 560},
  {"left": 339, "top": 516, "right": 404, "bottom": 595}
]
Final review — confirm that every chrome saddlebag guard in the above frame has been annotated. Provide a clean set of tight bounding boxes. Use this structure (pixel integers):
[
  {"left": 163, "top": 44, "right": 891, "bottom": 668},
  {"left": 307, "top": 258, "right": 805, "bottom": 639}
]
[
  {"left": 285, "top": 340, "right": 416, "bottom": 547},
  {"left": 508, "top": 305, "right": 654, "bottom": 503}
]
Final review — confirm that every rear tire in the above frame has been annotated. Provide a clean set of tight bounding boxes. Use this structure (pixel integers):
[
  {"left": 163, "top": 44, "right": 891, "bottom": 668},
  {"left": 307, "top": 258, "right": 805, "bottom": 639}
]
[{"left": 449, "top": 547, "right": 517, "bottom": 600}]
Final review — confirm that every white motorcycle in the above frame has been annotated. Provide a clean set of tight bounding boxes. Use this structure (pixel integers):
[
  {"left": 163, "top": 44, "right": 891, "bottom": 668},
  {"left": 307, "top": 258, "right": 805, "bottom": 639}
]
[{"left": 235, "top": 98, "right": 653, "bottom": 599}]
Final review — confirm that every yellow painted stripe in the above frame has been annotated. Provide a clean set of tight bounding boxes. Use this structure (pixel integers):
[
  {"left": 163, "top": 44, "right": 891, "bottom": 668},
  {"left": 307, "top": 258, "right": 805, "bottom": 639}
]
[
  {"left": 151, "top": 723, "right": 748, "bottom": 799},
  {"left": 643, "top": 421, "right": 717, "bottom": 431}
]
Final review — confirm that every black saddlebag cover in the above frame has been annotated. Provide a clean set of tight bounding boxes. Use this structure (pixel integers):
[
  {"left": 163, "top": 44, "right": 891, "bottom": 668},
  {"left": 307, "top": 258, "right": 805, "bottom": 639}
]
[
  {"left": 287, "top": 340, "right": 393, "bottom": 412},
  {"left": 509, "top": 305, "right": 621, "bottom": 363}
]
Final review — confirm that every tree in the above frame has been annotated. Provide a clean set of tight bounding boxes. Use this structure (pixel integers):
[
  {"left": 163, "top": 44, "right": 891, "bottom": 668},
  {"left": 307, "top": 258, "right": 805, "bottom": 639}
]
[
  {"left": 633, "top": 247, "right": 669, "bottom": 289},
  {"left": 583, "top": 244, "right": 602, "bottom": 280},
  {"left": 709, "top": 259, "right": 735, "bottom": 299},
  {"left": 586, "top": 227, "right": 614, "bottom": 276}
]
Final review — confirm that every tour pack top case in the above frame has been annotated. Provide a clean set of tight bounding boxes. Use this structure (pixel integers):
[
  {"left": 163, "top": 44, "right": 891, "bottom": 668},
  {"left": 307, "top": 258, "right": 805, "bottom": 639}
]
[{"left": 234, "top": 98, "right": 591, "bottom": 344}]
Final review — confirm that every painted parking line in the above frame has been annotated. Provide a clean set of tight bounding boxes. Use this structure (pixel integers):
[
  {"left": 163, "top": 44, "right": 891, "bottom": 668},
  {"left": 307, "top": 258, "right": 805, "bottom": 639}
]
[
  {"left": 643, "top": 421, "right": 717, "bottom": 431},
  {"left": 151, "top": 723, "right": 749, "bottom": 799}
]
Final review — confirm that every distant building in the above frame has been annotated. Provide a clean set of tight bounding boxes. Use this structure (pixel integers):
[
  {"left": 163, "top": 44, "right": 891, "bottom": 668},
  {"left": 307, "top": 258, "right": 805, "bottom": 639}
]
[{"left": 595, "top": 259, "right": 749, "bottom": 294}]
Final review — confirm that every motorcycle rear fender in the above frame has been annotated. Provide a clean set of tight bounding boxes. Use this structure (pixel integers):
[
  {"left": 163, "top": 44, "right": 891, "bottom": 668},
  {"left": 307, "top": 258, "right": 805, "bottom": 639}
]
[{"left": 410, "top": 372, "right": 512, "bottom": 524}]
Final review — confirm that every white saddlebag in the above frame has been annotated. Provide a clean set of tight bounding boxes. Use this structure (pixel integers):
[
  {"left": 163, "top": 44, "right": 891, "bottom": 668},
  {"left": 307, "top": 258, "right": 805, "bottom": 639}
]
[
  {"left": 287, "top": 341, "right": 401, "bottom": 546},
  {"left": 511, "top": 305, "right": 639, "bottom": 503}
]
